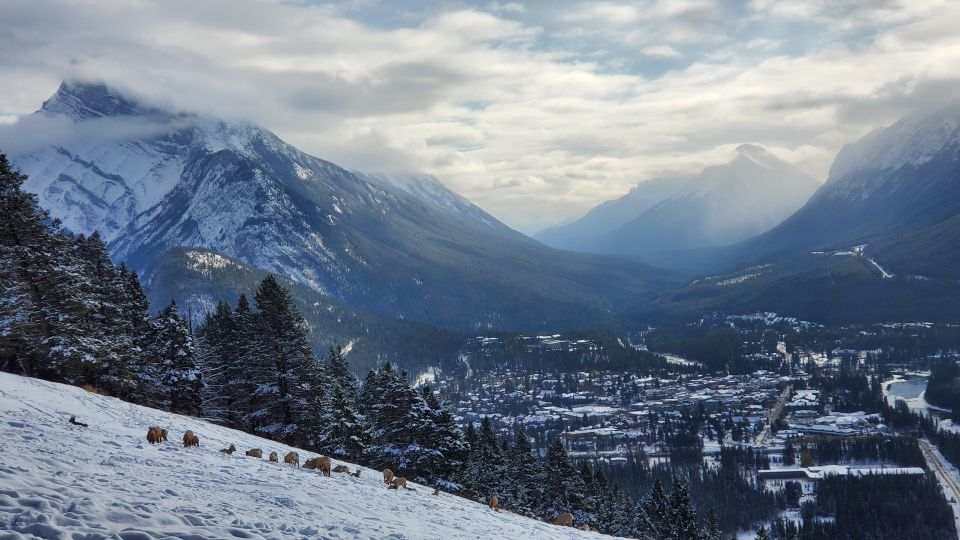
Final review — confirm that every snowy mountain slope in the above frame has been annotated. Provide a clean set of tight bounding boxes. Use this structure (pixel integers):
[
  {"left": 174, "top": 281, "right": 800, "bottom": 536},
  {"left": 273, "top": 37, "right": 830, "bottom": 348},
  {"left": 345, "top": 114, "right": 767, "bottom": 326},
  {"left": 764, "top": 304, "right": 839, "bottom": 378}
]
[
  {"left": 536, "top": 144, "right": 819, "bottom": 257},
  {"left": 699, "top": 99, "right": 960, "bottom": 278},
  {"left": 534, "top": 176, "right": 690, "bottom": 248},
  {"left": 0, "top": 371, "right": 604, "bottom": 540},
  {"left": 639, "top": 100, "right": 960, "bottom": 323},
  {"left": 146, "top": 246, "right": 462, "bottom": 375},
  {"left": 8, "top": 81, "right": 677, "bottom": 331}
]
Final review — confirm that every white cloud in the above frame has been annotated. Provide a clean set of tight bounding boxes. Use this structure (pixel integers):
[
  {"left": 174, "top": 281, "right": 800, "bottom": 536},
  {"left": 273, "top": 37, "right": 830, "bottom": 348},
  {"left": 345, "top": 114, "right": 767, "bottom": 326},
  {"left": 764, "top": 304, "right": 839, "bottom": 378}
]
[
  {"left": 642, "top": 45, "right": 682, "bottom": 58},
  {"left": 2, "top": 0, "right": 960, "bottom": 232}
]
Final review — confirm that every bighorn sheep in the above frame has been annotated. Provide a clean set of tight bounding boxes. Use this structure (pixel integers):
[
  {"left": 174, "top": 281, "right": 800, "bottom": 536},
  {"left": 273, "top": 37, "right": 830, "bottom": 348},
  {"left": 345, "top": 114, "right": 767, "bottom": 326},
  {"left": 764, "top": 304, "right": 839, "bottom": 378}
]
[
  {"left": 388, "top": 477, "right": 408, "bottom": 490},
  {"left": 182, "top": 430, "right": 199, "bottom": 447},
  {"left": 146, "top": 426, "right": 162, "bottom": 444},
  {"left": 246, "top": 448, "right": 263, "bottom": 458},
  {"left": 316, "top": 456, "right": 331, "bottom": 476},
  {"left": 220, "top": 444, "right": 236, "bottom": 455},
  {"left": 552, "top": 512, "right": 574, "bottom": 527},
  {"left": 284, "top": 451, "right": 300, "bottom": 467},
  {"left": 383, "top": 469, "right": 395, "bottom": 484},
  {"left": 159, "top": 428, "right": 168, "bottom": 442},
  {"left": 332, "top": 465, "right": 351, "bottom": 473},
  {"left": 302, "top": 456, "right": 330, "bottom": 475},
  {"left": 489, "top": 496, "right": 499, "bottom": 512},
  {"left": 269, "top": 451, "right": 278, "bottom": 462}
]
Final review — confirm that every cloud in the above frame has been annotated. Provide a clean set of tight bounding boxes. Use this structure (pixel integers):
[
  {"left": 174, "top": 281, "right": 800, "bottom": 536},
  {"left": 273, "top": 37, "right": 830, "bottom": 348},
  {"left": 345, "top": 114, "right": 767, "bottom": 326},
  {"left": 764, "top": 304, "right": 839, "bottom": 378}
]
[
  {"left": 2, "top": 0, "right": 960, "bottom": 232},
  {"left": 0, "top": 113, "right": 196, "bottom": 157},
  {"left": 642, "top": 45, "right": 683, "bottom": 58}
]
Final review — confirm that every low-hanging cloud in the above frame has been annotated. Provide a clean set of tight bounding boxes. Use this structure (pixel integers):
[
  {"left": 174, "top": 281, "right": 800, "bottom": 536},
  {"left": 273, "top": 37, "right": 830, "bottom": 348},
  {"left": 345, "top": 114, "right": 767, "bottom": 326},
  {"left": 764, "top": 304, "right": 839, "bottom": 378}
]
[
  {"left": 2, "top": 0, "right": 960, "bottom": 233},
  {"left": 0, "top": 114, "right": 197, "bottom": 158}
]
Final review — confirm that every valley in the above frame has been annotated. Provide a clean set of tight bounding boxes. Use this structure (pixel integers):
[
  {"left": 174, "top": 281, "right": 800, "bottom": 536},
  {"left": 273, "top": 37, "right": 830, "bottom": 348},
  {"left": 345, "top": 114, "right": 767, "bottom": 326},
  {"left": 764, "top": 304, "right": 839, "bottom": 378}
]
[{"left": 5, "top": 73, "right": 960, "bottom": 540}]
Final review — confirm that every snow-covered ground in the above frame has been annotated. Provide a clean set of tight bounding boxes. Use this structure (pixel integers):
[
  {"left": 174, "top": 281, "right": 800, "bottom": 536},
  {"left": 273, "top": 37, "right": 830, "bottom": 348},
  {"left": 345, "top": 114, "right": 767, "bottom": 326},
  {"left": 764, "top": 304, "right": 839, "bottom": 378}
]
[{"left": 0, "top": 372, "right": 604, "bottom": 539}]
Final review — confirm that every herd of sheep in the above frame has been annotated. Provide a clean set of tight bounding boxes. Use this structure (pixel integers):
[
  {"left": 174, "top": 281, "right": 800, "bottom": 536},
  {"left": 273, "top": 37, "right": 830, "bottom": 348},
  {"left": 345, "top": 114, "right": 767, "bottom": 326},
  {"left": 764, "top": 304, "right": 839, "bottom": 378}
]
[{"left": 145, "top": 426, "right": 587, "bottom": 531}]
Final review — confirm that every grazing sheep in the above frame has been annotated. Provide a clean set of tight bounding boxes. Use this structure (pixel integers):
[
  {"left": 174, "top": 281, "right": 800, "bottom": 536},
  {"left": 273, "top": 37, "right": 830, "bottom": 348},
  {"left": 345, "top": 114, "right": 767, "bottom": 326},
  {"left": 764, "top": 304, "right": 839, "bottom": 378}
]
[
  {"left": 552, "top": 513, "right": 574, "bottom": 527},
  {"left": 159, "top": 428, "right": 168, "bottom": 442},
  {"left": 220, "top": 444, "right": 236, "bottom": 455},
  {"left": 316, "top": 456, "right": 331, "bottom": 476},
  {"left": 389, "top": 477, "right": 407, "bottom": 490},
  {"left": 489, "top": 496, "right": 499, "bottom": 512},
  {"left": 383, "top": 469, "right": 395, "bottom": 484},
  {"left": 332, "top": 465, "right": 351, "bottom": 474},
  {"left": 146, "top": 426, "right": 162, "bottom": 444},
  {"left": 284, "top": 451, "right": 300, "bottom": 467},
  {"left": 246, "top": 448, "right": 263, "bottom": 458},
  {"left": 183, "top": 430, "right": 199, "bottom": 447},
  {"left": 269, "top": 451, "right": 278, "bottom": 463}
]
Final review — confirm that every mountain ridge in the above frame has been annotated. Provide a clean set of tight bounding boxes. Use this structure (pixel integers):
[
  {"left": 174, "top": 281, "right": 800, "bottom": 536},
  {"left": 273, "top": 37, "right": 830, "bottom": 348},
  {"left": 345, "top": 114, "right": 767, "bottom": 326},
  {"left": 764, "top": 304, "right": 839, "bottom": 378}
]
[
  {"left": 10, "top": 81, "right": 677, "bottom": 331},
  {"left": 535, "top": 144, "right": 820, "bottom": 258}
]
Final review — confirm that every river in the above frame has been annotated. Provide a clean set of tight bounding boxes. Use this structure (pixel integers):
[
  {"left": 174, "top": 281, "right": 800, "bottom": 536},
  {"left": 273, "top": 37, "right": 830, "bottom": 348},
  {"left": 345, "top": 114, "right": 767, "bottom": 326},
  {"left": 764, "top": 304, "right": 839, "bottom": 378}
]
[{"left": 883, "top": 374, "right": 952, "bottom": 420}]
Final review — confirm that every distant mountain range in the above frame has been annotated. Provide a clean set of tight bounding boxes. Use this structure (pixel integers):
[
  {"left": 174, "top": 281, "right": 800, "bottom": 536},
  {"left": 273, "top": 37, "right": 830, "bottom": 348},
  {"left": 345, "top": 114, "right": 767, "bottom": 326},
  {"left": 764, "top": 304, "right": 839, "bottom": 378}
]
[
  {"left": 645, "top": 99, "right": 960, "bottom": 323},
  {"left": 10, "top": 81, "right": 677, "bottom": 331},
  {"left": 536, "top": 144, "right": 820, "bottom": 258}
]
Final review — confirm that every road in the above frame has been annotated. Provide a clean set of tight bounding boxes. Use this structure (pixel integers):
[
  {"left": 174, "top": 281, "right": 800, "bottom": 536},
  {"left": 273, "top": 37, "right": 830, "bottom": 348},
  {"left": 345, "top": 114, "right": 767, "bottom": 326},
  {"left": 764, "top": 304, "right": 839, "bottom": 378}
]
[
  {"left": 921, "top": 439, "right": 960, "bottom": 503},
  {"left": 919, "top": 439, "right": 960, "bottom": 536},
  {"left": 757, "top": 385, "right": 792, "bottom": 446}
]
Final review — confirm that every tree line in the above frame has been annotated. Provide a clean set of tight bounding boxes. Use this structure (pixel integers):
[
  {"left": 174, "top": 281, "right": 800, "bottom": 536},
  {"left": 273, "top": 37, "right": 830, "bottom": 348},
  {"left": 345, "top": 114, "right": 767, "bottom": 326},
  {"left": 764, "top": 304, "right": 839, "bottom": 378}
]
[{"left": 2, "top": 154, "right": 728, "bottom": 538}]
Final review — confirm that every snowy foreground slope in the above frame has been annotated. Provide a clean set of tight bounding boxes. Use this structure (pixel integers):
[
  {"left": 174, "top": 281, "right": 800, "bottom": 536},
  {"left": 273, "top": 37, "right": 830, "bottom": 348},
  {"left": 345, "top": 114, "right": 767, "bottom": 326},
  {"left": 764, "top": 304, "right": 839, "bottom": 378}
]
[{"left": 0, "top": 373, "right": 605, "bottom": 540}]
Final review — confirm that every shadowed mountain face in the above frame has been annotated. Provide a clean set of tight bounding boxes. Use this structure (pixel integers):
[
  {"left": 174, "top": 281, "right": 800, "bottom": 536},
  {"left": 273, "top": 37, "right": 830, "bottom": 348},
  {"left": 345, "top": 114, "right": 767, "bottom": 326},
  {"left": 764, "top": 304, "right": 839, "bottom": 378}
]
[
  {"left": 535, "top": 144, "right": 820, "bottom": 258},
  {"left": 711, "top": 99, "right": 960, "bottom": 277},
  {"left": 642, "top": 100, "right": 960, "bottom": 324},
  {"left": 10, "top": 81, "right": 678, "bottom": 331}
]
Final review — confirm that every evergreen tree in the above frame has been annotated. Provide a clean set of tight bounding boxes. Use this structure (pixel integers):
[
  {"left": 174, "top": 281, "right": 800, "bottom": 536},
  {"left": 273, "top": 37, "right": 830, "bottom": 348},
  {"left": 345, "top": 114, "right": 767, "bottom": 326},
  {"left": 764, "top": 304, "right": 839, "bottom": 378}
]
[
  {"left": 319, "top": 380, "right": 370, "bottom": 460},
  {"left": 252, "top": 276, "right": 315, "bottom": 443},
  {"left": 420, "top": 385, "right": 468, "bottom": 483},
  {"left": 754, "top": 525, "right": 769, "bottom": 540},
  {"left": 194, "top": 301, "right": 241, "bottom": 424},
  {"left": 504, "top": 424, "right": 544, "bottom": 513},
  {"left": 538, "top": 437, "right": 591, "bottom": 524},
  {"left": 668, "top": 477, "right": 701, "bottom": 540},
  {"left": 644, "top": 478, "right": 671, "bottom": 539},
  {"left": 324, "top": 345, "right": 358, "bottom": 402},
  {"left": 705, "top": 507, "right": 722, "bottom": 540},
  {"left": 150, "top": 301, "right": 201, "bottom": 415},
  {"left": 0, "top": 154, "right": 99, "bottom": 383},
  {"left": 462, "top": 416, "right": 506, "bottom": 499}
]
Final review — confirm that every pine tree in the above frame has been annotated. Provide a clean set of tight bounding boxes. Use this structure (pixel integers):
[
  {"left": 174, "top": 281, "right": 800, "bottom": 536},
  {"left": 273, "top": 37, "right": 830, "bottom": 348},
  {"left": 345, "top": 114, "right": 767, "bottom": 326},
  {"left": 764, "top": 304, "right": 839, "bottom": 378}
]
[
  {"left": 755, "top": 525, "right": 770, "bottom": 540},
  {"left": 420, "top": 385, "right": 468, "bottom": 483},
  {"left": 644, "top": 478, "right": 671, "bottom": 539},
  {"left": 194, "top": 301, "right": 241, "bottom": 423},
  {"left": 538, "top": 437, "right": 591, "bottom": 524},
  {"left": 462, "top": 416, "right": 506, "bottom": 499},
  {"left": 319, "top": 380, "right": 370, "bottom": 460},
  {"left": 504, "top": 424, "right": 544, "bottom": 514},
  {"left": 150, "top": 301, "right": 201, "bottom": 415},
  {"left": 251, "top": 276, "right": 315, "bottom": 443},
  {"left": 705, "top": 506, "right": 722, "bottom": 540},
  {"left": 324, "top": 345, "right": 358, "bottom": 403},
  {"left": 668, "top": 477, "right": 701, "bottom": 540},
  {"left": 0, "top": 154, "right": 100, "bottom": 383}
]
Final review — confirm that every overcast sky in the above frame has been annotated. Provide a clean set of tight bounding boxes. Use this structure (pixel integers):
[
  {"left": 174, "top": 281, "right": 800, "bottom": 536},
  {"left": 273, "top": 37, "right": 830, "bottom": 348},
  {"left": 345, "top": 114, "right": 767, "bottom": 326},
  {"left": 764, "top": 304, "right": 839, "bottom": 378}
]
[{"left": 3, "top": 0, "right": 960, "bottom": 233}]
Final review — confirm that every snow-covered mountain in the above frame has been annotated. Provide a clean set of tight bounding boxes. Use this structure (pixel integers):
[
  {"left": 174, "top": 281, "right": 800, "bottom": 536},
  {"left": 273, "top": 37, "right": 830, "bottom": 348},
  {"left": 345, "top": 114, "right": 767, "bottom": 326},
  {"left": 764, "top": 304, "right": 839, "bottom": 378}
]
[
  {"left": 536, "top": 144, "right": 819, "bottom": 257},
  {"left": 0, "top": 371, "right": 601, "bottom": 539},
  {"left": 535, "top": 176, "right": 689, "bottom": 248},
  {"left": 643, "top": 100, "right": 960, "bottom": 323},
  {"left": 713, "top": 99, "right": 960, "bottom": 279},
  {"left": 8, "top": 81, "right": 675, "bottom": 330}
]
